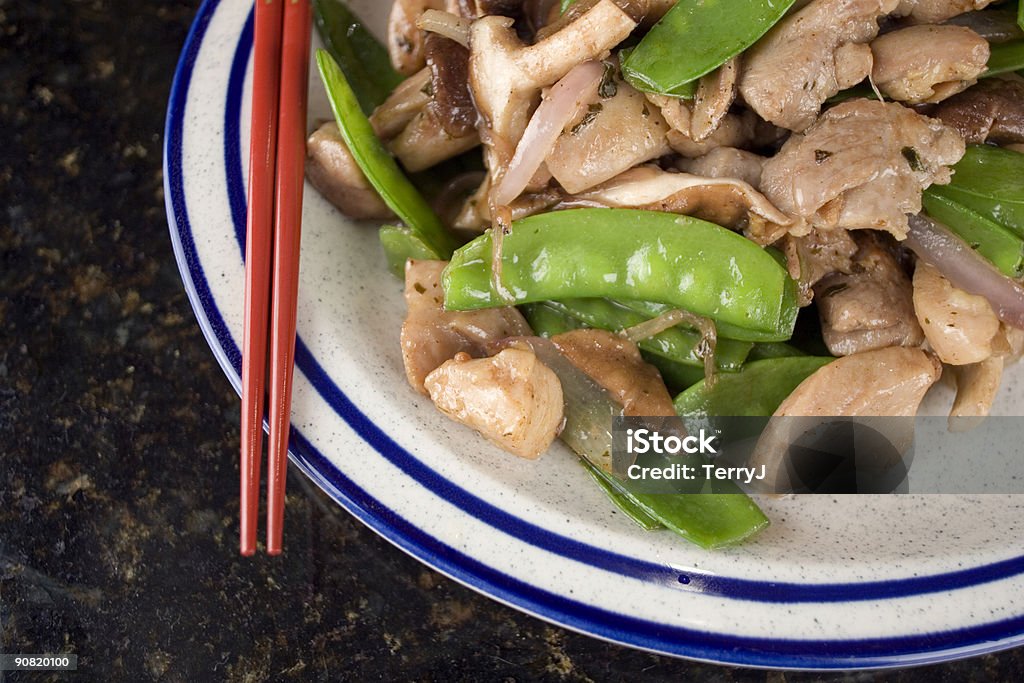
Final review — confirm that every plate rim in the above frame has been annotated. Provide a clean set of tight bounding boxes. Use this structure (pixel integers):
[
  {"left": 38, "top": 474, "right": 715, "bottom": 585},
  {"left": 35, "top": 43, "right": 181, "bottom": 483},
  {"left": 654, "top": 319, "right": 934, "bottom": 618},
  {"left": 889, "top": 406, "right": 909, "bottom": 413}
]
[{"left": 164, "top": 0, "right": 1024, "bottom": 669}]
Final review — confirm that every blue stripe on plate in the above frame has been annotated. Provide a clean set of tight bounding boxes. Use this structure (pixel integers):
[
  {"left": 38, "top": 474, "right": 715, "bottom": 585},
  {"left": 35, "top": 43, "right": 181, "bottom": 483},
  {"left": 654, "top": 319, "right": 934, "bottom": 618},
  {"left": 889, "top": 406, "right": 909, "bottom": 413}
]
[{"left": 165, "top": 0, "right": 1024, "bottom": 667}]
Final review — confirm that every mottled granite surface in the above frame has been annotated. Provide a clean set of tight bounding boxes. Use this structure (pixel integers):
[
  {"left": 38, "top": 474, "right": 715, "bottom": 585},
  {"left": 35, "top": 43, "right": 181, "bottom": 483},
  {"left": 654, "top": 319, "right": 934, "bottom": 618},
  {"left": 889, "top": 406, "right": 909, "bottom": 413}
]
[{"left": 1, "top": 0, "right": 1024, "bottom": 680}]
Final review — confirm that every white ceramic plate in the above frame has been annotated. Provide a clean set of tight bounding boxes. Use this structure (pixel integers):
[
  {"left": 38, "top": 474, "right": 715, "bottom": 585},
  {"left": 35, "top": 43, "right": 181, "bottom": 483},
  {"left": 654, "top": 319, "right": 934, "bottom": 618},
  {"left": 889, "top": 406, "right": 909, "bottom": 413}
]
[{"left": 165, "top": 0, "right": 1024, "bottom": 668}]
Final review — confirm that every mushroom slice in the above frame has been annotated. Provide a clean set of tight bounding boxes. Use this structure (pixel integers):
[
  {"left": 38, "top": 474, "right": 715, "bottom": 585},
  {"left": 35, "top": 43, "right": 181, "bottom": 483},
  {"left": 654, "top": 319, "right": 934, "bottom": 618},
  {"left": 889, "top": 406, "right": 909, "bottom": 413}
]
[
  {"left": 781, "top": 228, "right": 860, "bottom": 305},
  {"left": 912, "top": 261, "right": 1001, "bottom": 366},
  {"left": 468, "top": 0, "right": 636, "bottom": 176},
  {"left": 568, "top": 165, "right": 792, "bottom": 231},
  {"left": 760, "top": 99, "right": 965, "bottom": 239},
  {"left": 424, "top": 32, "right": 478, "bottom": 138},
  {"left": 401, "top": 260, "right": 532, "bottom": 392},
  {"left": 933, "top": 79, "right": 1024, "bottom": 145},
  {"left": 552, "top": 329, "right": 676, "bottom": 417},
  {"left": 389, "top": 109, "right": 481, "bottom": 173},
  {"left": 814, "top": 234, "right": 924, "bottom": 356},
  {"left": 425, "top": 349, "right": 564, "bottom": 459},
  {"left": 678, "top": 147, "right": 767, "bottom": 189},
  {"left": 871, "top": 25, "right": 989, "bottom": 105},
  {"left": 894, "top": 0, "right": 996, "bottom": 24},
  {"left": 369, "top": 68, "right": 432, "bottom": 140},
  {"left": 949, "top": 355, "right": 1003, "bottom": 432},
  {"left": 776, "top": 347, "right": 941, "bottom": 417},
  {"left": 738, "top": 0, "right": 896, "bottom": 132},
  {"left": 691, "top": 56, "right": 739, "bottom": 143},
  {"left": 305, "top": 122, "right": 393, "bottom": 221},
  {"left": 388, "top": 0, "right": 447, "bottom": 76},
  {"left": 545, "top": 78, "right": 671, "bottom": 194}
]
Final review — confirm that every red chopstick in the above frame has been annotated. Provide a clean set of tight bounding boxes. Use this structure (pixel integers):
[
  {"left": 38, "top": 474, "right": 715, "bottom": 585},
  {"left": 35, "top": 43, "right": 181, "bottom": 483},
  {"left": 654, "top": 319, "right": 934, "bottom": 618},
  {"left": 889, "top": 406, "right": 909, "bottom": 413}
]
[
  {"left": 240, "top": 0, "right": 312, "bottom": 556},
  {"left": 266, "top": 0, "right": 313, "bottom": 556},
  {"left": 240, "top": 0, "right": 284, "bottom": 557}
]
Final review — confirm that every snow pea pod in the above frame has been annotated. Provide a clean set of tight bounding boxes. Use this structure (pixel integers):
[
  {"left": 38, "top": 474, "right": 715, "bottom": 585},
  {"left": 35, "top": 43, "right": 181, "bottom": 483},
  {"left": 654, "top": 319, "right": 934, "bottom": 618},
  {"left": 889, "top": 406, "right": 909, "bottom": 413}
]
[
  {"left": 580, "top": 459, "right": 664, "bottom": 530},
  {"left": 443, "top": 209, "right": 799, "bottom": 342},
  {"left": 622, "top": 0, "right": 795, "bottom": 96},
  {"left": 983, "top": 38, "right": 1024, "bottom": 77},
  {"left": 379, "top": 226, "right": 442, "bottom": 277},
  {"left": 674, "top": 356, "right": 834, "bottom": 418},
  {"left": 542, "top": 298, "right": 753, "bottom": 370},
  {"left": 312, "top": 0, "right": 403, "bottom": 114},
  {"left": 587, "top": 462, "right": 769, "bottom": 548},
  {"left": 522, "top": 302, "right": 709, "bottom": 393},
  {"left": 317, "top": 51, "right": 459, "bottom": 258},
  {"left": 922, "top": 192, "right": 1024, "bottom": 278},
  {"left": 929, "top": 145, "right": 1024, "bottom": 240}
]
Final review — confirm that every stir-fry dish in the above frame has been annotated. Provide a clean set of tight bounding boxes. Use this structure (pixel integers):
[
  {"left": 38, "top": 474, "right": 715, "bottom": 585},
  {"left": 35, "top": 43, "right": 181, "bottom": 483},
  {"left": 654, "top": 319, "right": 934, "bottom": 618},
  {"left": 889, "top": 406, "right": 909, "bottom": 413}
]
[{"left": 306, "top": 0, "right": 1024, "bottom": 547}]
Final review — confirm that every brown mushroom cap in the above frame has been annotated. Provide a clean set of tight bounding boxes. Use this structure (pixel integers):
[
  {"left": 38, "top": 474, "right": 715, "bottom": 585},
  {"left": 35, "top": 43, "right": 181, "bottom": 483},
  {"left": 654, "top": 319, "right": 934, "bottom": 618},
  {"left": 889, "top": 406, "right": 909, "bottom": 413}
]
[{"left": 932, "top": 78, "right": 1024, "bottom": 145}]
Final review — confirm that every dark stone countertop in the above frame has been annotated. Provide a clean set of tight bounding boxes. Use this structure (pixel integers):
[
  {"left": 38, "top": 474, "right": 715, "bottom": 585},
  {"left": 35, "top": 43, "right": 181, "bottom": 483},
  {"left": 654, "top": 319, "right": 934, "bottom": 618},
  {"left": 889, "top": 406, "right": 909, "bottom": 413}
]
[{"left": 1, "top": 1, "right": 1023, "bottom": 680}]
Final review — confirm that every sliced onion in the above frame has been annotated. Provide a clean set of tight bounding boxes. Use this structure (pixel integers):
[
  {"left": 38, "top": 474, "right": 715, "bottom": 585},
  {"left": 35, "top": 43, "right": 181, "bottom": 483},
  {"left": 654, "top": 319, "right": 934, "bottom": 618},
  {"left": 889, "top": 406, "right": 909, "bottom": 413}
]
[
  {"left": 492, "top": 60, "right": 604, "bottom": 207},
  {"left": 905, "top": 213, "right": 1024, "bottom": 329},
  {"left": 416, "top": 10, "right": 470, "bottom": 47},
  {"left": 623, "top": 309, "right": 719, "bottom": 388}
]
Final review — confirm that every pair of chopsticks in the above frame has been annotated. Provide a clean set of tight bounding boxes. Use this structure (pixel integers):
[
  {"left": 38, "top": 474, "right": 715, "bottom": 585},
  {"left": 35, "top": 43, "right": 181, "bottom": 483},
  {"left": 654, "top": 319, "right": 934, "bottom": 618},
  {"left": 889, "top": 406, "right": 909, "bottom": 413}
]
[{"left": 240, "top": 0, "right": 313, "bottom": 556}]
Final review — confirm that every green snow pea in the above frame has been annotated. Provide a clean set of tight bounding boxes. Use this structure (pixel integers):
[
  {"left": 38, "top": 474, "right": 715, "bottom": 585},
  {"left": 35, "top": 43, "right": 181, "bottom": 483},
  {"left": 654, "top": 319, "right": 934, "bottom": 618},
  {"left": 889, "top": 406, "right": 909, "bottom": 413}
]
[
  {"left": 312, "top": 0, "right": 403, "bottom": 115},
  {"left": 922, "top": 192, "right": 1024, "bottom": 278},
  {"left": 746, "top": 342, "right": 808, "bottom": 361},
  {"left": 1020, "top": 0, "right": 1024, "bottom": 31},
  {"left": 541, "top": 298, "right": 753, "bottom": 370},
  {"left": 442, "top": 209, "right": 799, "bottom": 342},
  {"left": 317, "top": 51, "right": 459, "bottom": 258},
  {"left": 674, "top": 356, "right": 833, "bottom": 418},
  {"left": 983, "top": 39, "right": 1024, "bottom": 77},
  {"left": 590, "top": 464, "right": 769, "bottom": 548},
  {"left": 622, "top": 0, "right": 795, "bottom": 96},
  {"left": 580, "top": 459, "right": 663, "bottom": 531},
  {"left": 522, "top": 301, "right": 716, "bottom": 393},
  {"left": 929, "top": 145, "right": 1024, "bottom": 240},
  {"left": 379, "top": 226, "right": 442, "bottom": 278}
]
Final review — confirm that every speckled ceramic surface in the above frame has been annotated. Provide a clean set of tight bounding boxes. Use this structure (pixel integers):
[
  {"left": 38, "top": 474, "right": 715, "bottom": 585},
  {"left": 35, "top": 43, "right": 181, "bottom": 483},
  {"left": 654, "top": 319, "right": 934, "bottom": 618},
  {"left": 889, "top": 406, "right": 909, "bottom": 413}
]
[{"left": 165, "top": 0, "right": 1024, "bottom": 669}]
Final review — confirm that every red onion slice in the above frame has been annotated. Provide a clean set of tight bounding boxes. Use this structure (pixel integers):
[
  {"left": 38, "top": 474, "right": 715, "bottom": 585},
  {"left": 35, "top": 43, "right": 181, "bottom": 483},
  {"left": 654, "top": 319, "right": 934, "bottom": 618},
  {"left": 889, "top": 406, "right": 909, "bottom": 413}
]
[
  {"left": 492, "top": 60, "right": 604, "bottom": 207},
  {"left": 905, "top": 213, "right": 1024, "bottom": 329}
]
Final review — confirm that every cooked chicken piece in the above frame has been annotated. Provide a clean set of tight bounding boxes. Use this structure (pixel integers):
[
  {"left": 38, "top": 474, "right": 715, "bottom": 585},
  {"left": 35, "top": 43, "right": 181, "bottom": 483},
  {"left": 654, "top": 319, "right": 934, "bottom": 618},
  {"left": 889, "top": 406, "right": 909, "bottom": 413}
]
[
  {"left": 760, "top": 99, "right": 965, "bottom": 239},
  {"left": 949, "top": 355, "right": 1003, "bottom": 431},
  {"left": 305, "top": 122, "right": 393, "bottom": 221},
  {"left": 546, "top": 79, "right": 671, "bottom": 194},
  {"left": 750, "top": 346, "right": 939, "bottom": 492},
  {"left": 424, "top": 33, "right": 478, "bottom": 138},
  {"left": 678, "top": 147, "right": 767, "bottom": 189},
  {"left": 933, "top": 79, "right": 1024, "bottom": 145},
  {"left": 389, "top": 109, "right": 481, "bottom": 173},
  {"left": 738, "top": 0, "right": 896, "bottom": 132},
  {"left": 552, "top": 329, "right": 676, "bottom": 417},
  {"left": 668, "top": 112, "right": 758, "bottom": 158},
  {"left": 777, "top": 346, "right": 941, "bottom": 416},
  {"left": 814, "top": 234, "right": 924, "bottom": 356},
  {"left": 389, "top": 0, "right": 447, "bottom": 76},
  {"left": 895, "top": 0, "right": 996, "bottom": 24},
  {"left": 912, "top": 261, "right": 1001, "bottom": 365},
  {"left": 425, "top": 349, "right": 564, "bottom": 459},
  {"left": 401, "top": 260, "right": 532, "bottom": 392},
  {"left": 370, "top": 69, "right": 433, "bottom": 139},
  {"left": 692, "top": 57, "right": 739, "bottom": 142},
  {"left": 566, "top": 165, "right": 791, "bottom": 230},
  {"left": 469, "top": 1, "right": 636, "bottom": 182},
  {"left": 871, "top": 25, "right": 989, "bottom": 104},
  {"left": 781, "top": 228, "right": 859, "bottom": 304}
]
